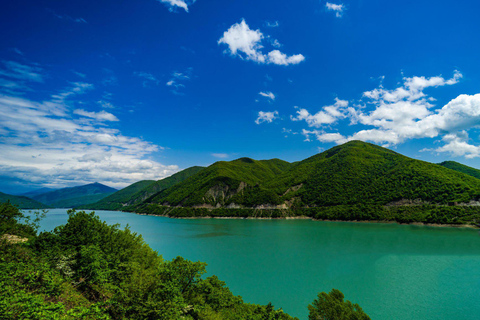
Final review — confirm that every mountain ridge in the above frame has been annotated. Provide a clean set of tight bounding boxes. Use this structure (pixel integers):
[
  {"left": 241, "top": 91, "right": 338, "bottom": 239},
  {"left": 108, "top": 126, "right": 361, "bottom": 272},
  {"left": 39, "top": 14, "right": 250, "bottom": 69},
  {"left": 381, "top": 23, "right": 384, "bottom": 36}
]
[
  {"left": 129, "top": 141, "right": 480, "bottom": 226},
  {"left": 32, "top": 182, "right": 117, "bottom": 208}
]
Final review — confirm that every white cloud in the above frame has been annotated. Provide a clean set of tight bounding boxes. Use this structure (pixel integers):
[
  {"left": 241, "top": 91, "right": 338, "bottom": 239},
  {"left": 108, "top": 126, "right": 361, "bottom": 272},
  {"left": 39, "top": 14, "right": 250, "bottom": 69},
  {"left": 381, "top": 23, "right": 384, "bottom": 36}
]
[
  {"left": 259, "top": 91, "right": 276, "bottom": 101},
  {"left": 73, "top": 109, "right": 119, "bottom": 122},
  {"left": 255, "top": 111, "right": 279, "bottom": 124},
  {"left": 218, "top": 19, "right": 305, "bottom": 66},
  {"left": 431, "top": 132, "right": 480, "bottom": 159},
  {"left": 267, "top": 50, "right": 305, "bottom": 66},
  {"left": 0, "top": 77, "right": 178, "bottom": 189},
  {"left": 292, "top": 71, "right": 480, "bottom": 158},
  {"left": 158, "top": 0, "right": 195, "bottom": 12},
  {"left": 291, "top": 98, "right": 348, "bottom": 127},
  {"left": 325, "top": 2, "right": 345, "bottom": 17}
]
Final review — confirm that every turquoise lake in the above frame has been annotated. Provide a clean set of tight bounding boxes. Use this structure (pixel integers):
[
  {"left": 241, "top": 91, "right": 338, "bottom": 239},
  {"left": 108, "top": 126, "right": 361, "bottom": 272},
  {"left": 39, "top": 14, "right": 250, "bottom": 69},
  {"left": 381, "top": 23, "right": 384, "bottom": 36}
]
[{"left": 34, "top": 209, "right": 480, "bottom": 320}]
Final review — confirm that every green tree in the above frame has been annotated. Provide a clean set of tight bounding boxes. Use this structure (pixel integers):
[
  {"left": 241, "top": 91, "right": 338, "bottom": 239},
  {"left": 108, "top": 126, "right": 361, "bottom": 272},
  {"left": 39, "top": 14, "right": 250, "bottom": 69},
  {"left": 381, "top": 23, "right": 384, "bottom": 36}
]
[{"left": 308, "top": 289, "right": 370, "bottom": 320}]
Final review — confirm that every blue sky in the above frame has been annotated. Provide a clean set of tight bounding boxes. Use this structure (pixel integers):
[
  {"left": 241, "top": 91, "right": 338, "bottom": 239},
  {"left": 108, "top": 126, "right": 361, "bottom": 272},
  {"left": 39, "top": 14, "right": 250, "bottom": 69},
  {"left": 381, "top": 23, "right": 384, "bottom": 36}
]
[{"left": 1, "top": 0, "right": 480, "bottom": 193}]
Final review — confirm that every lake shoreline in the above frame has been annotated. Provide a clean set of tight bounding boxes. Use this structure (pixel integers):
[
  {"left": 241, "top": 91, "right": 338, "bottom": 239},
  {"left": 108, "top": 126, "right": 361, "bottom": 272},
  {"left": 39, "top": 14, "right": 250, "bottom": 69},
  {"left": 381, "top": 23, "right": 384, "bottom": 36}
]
[{"left": 133, "top": 212, "right": 479, "bottom": 229}]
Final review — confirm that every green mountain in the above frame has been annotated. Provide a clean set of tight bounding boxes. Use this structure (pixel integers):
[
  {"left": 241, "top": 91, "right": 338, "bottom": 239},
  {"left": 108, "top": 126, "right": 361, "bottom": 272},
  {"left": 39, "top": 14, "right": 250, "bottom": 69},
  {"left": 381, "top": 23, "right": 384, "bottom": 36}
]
[
  {"left": 81, "top": 180, "right": 156, "bottom": 210},
  {"left": 0, "top": 192, "right": 47, "bottom": 209},
  {"left": 19, "top": 187, "right": 56, "bottom": 198},
  {"left": 146, "top": 158, "right": 292, "bottom": 207},
  {"left": 438, "top": 161, "right": 480, "bottom": 180},
  {"left": 134, "top": 141, "right": 480, "bottom": 225},
  {"left": 266, "top": 140, "right": 480, "bottom": 206},
  {"left": 84, "top": 166, "right": 205, "bottom": 210},
  {"left": 32, "top": 182, "right": 117, "bottom": 208}
]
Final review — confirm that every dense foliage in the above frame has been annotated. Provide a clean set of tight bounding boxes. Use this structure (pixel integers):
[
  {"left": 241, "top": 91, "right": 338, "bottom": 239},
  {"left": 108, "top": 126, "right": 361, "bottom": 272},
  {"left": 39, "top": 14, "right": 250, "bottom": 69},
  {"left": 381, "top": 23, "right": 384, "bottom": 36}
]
[
  {"left": 1, "top": 203, "right": 313, "bottom": 319},
  {"left": 438, "top": 161, "right": 480, "bottom": 180},
  {"left": 267, "top": 141, "right": 480, "bottom": 206},
  {"left": 148, "top": 158, "right": 292, "bottom": 207},
  {"left": 308, "top": 289, "right": 370, "bottom": 320},
  {"left": 0, "top": 192, "right": 47, "bottom": 209}
]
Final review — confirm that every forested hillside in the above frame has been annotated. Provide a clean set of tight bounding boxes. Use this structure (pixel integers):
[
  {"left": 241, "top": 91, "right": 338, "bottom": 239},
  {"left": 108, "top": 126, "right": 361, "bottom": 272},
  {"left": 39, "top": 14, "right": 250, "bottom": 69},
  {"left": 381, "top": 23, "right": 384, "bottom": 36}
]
[
  {"left": 130, "top": 141, "right": 480, "bottom": 226},
  {"left": 84, "top": 166, "right": 205, "bottom": 210},
  {"left": 438, "top": 161, "right": 480, "bottom": 180},
  {"left": 0, "top": 192, "right": 47, "bottom": 209}
]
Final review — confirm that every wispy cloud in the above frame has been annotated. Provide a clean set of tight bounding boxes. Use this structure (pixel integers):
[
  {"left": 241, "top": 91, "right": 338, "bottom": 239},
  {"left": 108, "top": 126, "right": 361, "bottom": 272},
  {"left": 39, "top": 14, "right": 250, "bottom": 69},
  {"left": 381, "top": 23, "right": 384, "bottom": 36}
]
[
  {"left": 49, "top": 9, "right": 87, "bottom": 23},
  {"left": 158, "top": 0, "right": 196, "bottom": 13},
  {"left": 73, "top": 109, "right": 119, "bottom": 122},
  {"left": 0, "top": 62, "right": 178, "bottom": 189},
  {"left": 212, "top": 153, "right": 229, "bottom": 159},
  {"left": 256, "top": 111, "right": 279, "bottom": 124},
  {"left": 101, "top": 69, "right": 117, "bottom": 86},
  {"left": 134, "top": 71, "right": 159, "bottom": 87},
  {"left": 0, "top": 60, "right": 44, "bottom": 83},
  {"left": 166, "top": 68, "right": 192, "bottom": 94},
  {"left": 259, "top": 91, "right": 276, "bottom": 101},
  {"left": 325, "top": 2, "right": 345, "bottom": 18},
  {"left": 218, "top": 19, "right": 305, "bottom": 66},
  {"left": 265, "top": 21, "right": 279, "bottom": 28}
]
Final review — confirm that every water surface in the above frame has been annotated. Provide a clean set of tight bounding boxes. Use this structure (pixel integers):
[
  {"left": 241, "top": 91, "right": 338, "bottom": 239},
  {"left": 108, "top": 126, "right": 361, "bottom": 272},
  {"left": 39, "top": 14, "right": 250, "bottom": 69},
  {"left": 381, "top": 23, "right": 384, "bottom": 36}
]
[{"left": 34, "top": 209, "right": 480, "bottom": 320}]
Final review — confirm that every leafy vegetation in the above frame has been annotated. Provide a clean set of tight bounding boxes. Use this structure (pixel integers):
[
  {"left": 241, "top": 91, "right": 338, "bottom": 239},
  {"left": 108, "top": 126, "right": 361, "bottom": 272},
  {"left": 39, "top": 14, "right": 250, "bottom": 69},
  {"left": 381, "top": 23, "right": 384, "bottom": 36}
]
[
  {"left": 438, "top": 161, "right": 480, "bottom": 180},
  {"left": 148, "top": 158, "right": 292, "bottom": 207},
  {"left": 308, "top": 289, "right": 370, "bottom": 320},
  {"left": 267, "top": 141, "right": 480, "bottom": 206},
  {"left": 32, "top": 182, "right": 117, "bottom": 208},
  {"left": 3, "top": 202, "right": 342, "bottom": 319},
  {"left": 0, "top": 192, "right": 48, "bottom": 209}
]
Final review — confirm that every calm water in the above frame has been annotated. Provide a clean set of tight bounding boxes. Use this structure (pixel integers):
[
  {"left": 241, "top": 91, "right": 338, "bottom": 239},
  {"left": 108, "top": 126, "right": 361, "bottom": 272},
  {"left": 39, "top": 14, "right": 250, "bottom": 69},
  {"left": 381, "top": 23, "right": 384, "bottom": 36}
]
[{"left": 33, "top": 209, "right": 480, "bottom": 320}]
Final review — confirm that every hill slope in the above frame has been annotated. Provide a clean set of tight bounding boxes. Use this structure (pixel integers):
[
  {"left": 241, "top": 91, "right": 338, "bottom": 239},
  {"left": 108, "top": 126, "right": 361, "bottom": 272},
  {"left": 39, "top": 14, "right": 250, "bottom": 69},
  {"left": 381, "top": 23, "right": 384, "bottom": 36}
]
[
  {"left": 145, "top": 158, "right": 293, "bottom": 207},
  {"left": 81, "top": 180, "right": 156, "bottom": 210},
  {"left": 0, "top": 192, "right": 47, "bottom": 209},
  {"left": 19, "top": 187, "right": 56, "bottom": 198},
  {"left": 84, "top": 166, "right": 206, "bottom": 210},
  {"left": 137, "top": 141, "right": 480, "bottom": 219},
  {"left": 266, "top": 141, "right": 480, "bottom": 206},
  {"left": 438, "top": 161, "right": 480, "bottom": 180},
  {"left": 32, "top": 182, "right": 117, "bottom": 207}
]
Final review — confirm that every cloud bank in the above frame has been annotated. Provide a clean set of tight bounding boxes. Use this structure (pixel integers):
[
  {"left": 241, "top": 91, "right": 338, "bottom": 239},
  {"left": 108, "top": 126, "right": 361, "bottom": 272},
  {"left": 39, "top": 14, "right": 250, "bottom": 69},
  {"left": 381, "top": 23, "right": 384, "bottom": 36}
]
[
  {"left": 292, "top": 71, "right": 480, "bottom": 158},
  {"left": 0, "top": 61, "right": 178, "bottom": 190}
]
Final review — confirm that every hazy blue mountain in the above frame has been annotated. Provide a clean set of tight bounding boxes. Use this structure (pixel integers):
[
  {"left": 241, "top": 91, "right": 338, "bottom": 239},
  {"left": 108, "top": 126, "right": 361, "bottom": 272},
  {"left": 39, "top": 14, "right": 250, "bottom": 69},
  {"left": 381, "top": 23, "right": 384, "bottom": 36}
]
[{"left": 32, "top": 182, "right": 117, "bottom": 208}]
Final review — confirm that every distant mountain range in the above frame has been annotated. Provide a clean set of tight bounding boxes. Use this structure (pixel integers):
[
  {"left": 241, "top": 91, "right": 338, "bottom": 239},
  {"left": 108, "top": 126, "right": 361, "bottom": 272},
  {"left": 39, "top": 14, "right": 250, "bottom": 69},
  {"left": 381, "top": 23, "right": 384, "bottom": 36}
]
[
  {"left": 19, "top": 187, "right": 57, "bottom": 198},
  {"left": 0, "top": 192, "right": 48, "bottom": 209},
  {"left": 31, "top": 182, "right": 117, "bottom": 208},
  {"left": 82, "top": 166, "right": 204, "bottom": 211},
  {"left": 0, "top": 182, "right": 117, "bottom": 209},
  {"left": 79, "top": 141, "right": 480, "bottom": 226},
  {"left": 5, "top": 141, "right": 480, "bottom": 225}
]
